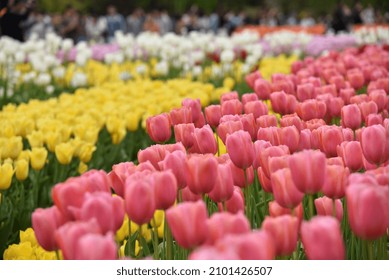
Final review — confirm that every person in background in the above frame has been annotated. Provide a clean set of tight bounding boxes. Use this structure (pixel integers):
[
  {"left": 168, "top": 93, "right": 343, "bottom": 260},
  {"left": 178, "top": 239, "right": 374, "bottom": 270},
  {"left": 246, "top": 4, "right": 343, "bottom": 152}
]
[
  {"left": 361, "top": 4, "right": 375, "bottom": 24},
  {"left": 351, "top": 1, "right": 363, "bottom": 25},
  {"left": 331, "top": 1, "right": 351, "bottom": 33},
  {"left": 85, "top": 10, "right": 106, "bottom": 43},
  {"left": 0, "top": 0, "right": 35, "bottom": 41},
  {"left": 159, "top": 9, "right": 172, "bottom": 35},
  {"left": 23, "top": 9, "right": 53, "bottom": 40},
  {"left": 60, "top": 5, "right": 80, "bottom": 42},
  {"left": 127, "top": 8, "right": 144, "bottom": 36},
  {"left": 300, "top": 10, "right": 316, "bottom": 27},
  {"left": 105, "top": 4, "right": 126, "bottom": 42}
]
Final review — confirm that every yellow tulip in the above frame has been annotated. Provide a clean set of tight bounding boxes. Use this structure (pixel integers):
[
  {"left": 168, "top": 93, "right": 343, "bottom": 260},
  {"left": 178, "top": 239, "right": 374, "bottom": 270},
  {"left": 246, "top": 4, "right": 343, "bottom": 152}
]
[
  {"left": 150, "top": 210, "right": 164, "bottom": 228},
  {"left": 3, "top": 243, "right": 36, "bottom": 260},
  {"left": 78, "top": 142, "right": 96, "bottom": 163},
  {"left": 3, "top": 136, "right": 23, "bottom": 159},
  {"left": 15, "top": 159, "right": 29, "bottom": 181},
  {"left": 45, "top": 131, "right": 62, "bottom": 152},
  {"left": 19, "top": 228, "right": 38, "bottom": 247},
  {"left": 0, "top": 162, "right": 14, "bottom": 190},
  {"left": 30, "top": 147, "right": 48, "bottom": 171},
  {"left": 125, "top": 112, "right": 140, "bottom": 132},
  {"left": 55, "top": 142, "right": 75, "bottom": 165},
  {"left": 27, "top": 131, "right": 44, "bottom": 148},
  {"left": 78, "top": 162, "right": 88, "bottom": 174},
  {"left": 17, "top": 150, "right": 30, "bottom": 162}
]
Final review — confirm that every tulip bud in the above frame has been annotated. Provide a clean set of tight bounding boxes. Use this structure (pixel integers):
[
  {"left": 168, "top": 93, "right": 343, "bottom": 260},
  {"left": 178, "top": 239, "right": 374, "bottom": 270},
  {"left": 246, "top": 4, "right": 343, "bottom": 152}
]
[
  {"left": 314, "top": 196, "right": 343, "bottom": 222},
  {"left": 146, "top": 113, "right": 171, "bottom": 143},
  {"left": 271, "top": 168, "right": 304, "bottom": 209},
  {"left": 30, "top": 147, "right": 48, "bottom": 171},
  {"left": 15, "top": 159, "right": 29, "bottom": 181},
  {"left": 226, "top": 130, "right": 254, "bottom": 169},
  {"left": 186, "top": 154, "right": 218, "bottom": 195}
]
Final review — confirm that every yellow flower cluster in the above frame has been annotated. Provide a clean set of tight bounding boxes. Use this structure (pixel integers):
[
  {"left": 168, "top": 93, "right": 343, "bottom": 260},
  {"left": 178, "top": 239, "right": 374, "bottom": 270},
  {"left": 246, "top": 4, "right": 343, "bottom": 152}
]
[
  {"left": 3, "top": 228, "right": 58, "bottom": 260},
  {"left": 258, "top": 54, "right": 298, "bottom": 81}
]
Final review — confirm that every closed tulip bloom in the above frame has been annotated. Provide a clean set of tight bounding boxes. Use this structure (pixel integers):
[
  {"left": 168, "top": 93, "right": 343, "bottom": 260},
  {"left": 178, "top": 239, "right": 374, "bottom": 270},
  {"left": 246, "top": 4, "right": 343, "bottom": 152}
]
[
  {"left": 0, "top": 162, "right": 13, "bottom": 190},
  {"left": 246, "top": 71, "right": 262, "bottom": 89},
  {"left": 257, "top": 127, "right": 281, "bottom": 146},
  {"left": 82, "top": 169, "right": 111, "bottom": 193},
  {"left": 256, "top": 115, "right": 278, "bottom": 128},
  {"left": 305, "top": 119, "right": 326, "bottom": 131},
  {"left": 239, "top": 114, "right": 257, "bottom": 140},
  {"left": 258, "top": 145, "right": 290, "bottom": 179},
  {"left": 339, "top": 88, "right": 355, "bottom": 104},
  {"left": 187, "top": 154, "right": 218, "bottom": 195},
  {"left": 108, "top": 162, "right": 136, "bottom": 197},
  {"left": 318, "top": 126, "right": 344, "bottom": 157},
  {"left": 190, "top": 125, "right": 217, "bottom": 155},
  {"left": 15, "top": 159, "right": 29, "bottom": 181},
  {"left": 365, "top": 114, "right": 383, "bottom": 126},
  {"left": 152, "top": 171, "right": 177, "bottom": 210},
  {"left": 327, "top": 157, "right": 344, "bottom": 166},
  {"left": 55, "top": 220, "right": 101, "bottom": 260},
  {"left": 369, "top": 89, "right": 387, "bottom": 112},
  {"left": 270, "top": 91, "right": 297, "bottom": 115},
  {"left": 182, "top": 98, "right": 203, "bottom": 123},
  {"left": 244, "top": 101, "right": 269, "bottom": 119},
  {"left": 27, "top": 130, "right": 44, "bottom": 148},
  {"left": 216, "top": 120, "right": 243, "bottom": 144},
  {"left": 268, "top": 201, "right": 304, "bottom": 221},
  {"left": 271, "top": 168, "right": 304, "bottom": 209},
  {"left": 32, "top": 206, "right": 67, "bottom": 251},
  {"left": 169, "top": 107, "right": 192, "bottom": 125},
  {"left": 280, "top": 113, "right": 305, "bottom": 131},
  {"left": 288, "top": 150, "right": 327, "bottom": 194},
  {"left": 314, "top": 196, "right": 343, "bottom": 222},
  {"left": 221, "top": 99, "right": 243, "bottom": 116},
  {"left": 358, "top": 101, "right": 378, "bottom": 120},
  {"left": 206, "top": 212, "right": 250, "bottom": 245},
  {"left": 298, "top": 129, "right": 312, "bottom": 150},
  {"left": 262, "top": 215, "right": 299, "bottom": 256},
  {"left": 341, "top": 104, "right": 362, "bottom": 130},
  {"left": 241, "top": 93, "right": 258, "bottom": 105},
  {"left": 181, "top": 186, "right": 202, "bottom": 202},
  {"left": 137, "top": 146, "right": 163, "bottom": 170},
  {"left": 350, "top": 94, "right": 369, "bottom": 104},
  {"left": 257, "top": 166, "right": 272, "bottom": 193},
  {"left": 55, "top": 142, "right": 75, "bottom": 165},
  {"left": 205, "top": 105, "right": 222, "bottom": 128},
  {"left": 74, "top": 233, "right": 117, "bottom": 260},
  {"left": 220, "top": 92, "right": 239, "bottom": 104},
  {"left": 78, "top": 192, "right": 125, "bottom": 234},
  {"left": 337, "top": 141, "right": 363, "bottom": 172},
  {"left": 297, "top": 83, "right": 315, "bottom": 101},
  {"left": 346, "top": 183, "right": 389, "bottom": 240},
  {"left": 347, "top": 69, "right": 365, "bottom": 89},
  {"left": 159, "top": 150, "right": 188, "bottom": 189},
  {"left": 174, "top": 123, "right": 195, "bottom": 149},
  {"left": 224, "top": 186, "right": 245, "bottom": 213},
  {"left": 166, "top": 200, "right": 208, "bottom": 249},
  {"left": 254, "top": 78, "right": 272, "bottom": 100},
  {"left": 226, "top": 130, "right": 254, "bottom": 169},
  {"left": 327, "top": 97, "right": 344, "bottom": 119},
  {"left": 253, "top": 140, "right": 272, "bottom": 169},
  {"left": 268, "top": 156, "right": 290, "bottom": 174},
  {"left": 30, "top": 147, "right": 48, "bottom": 171},
  {"left": 209, "top": 163, "right": 234, "bottom": 203},
  {"left": 296, "top": 100, "right": 327, "bottom": 121},
  {"left": 301, "top": 216, "right": 345, "bottom": 260},
  {"left": 360, "top": 124, "right": 389, "bottom": 165},
  {"left": 280, "top": 126, "right": 300, "bottom": 153},
  {"left": 146, "top": 113, "right": 171, "bottom": 143},
  {"left": 216, "top": 230, "right": 276, "bottom": 260},
  {"left": 329, "top": 75, "right": 346, "bottom": 91},
  {"left": 323, "top": 165, "right": 349, "bottom": 199},
  {"left": 125, "top": 178, "right": 156, "bottom": 225}
]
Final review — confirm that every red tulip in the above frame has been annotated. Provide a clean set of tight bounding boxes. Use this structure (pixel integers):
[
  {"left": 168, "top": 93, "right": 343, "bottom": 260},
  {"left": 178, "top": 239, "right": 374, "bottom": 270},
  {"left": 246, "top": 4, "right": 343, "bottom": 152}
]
[
  {"left": 55, "top": 220, "right": 101, "bottom": 260},
  {"left": 341, "top": 104, "right": 362, "bottom": 130},
  {"left": 32, "top": 206, "right": 67, "bottom": 251},
  {"left": 226, "top": 130, "right": 255, "bottom": 169},
  {"left": 166, "top": 200, "right": 208, "bottom": 249},
  {"left": 288, "top": 150, "right": 326, "bottom": 194},
  {"left": 315, "top": 196, "right": 343, "bottom": 222},
  {"left": 124, "top": 178, "right": 156, "bottom": 225},
  {"left": 74, "top": 233, "right": 117, "bottom": 260},
  {"left": 360, "top": 124, "right": 389, "bottom": 165},
  {"left": 271, "top": 168, "right": 304, "bottom": 209},
  {"left": 205, "top": 105, "right": 222, "bottom": 128},
  {"left": 206, "top": 212, "right": 250, "bottom": 245},
  {"left": 262, "top": 215, "right": 299, "bottom": 256},
  {"left": 146, "top": 113, "right": 171, "bottom": 143},
  {"left": 301, "top": 216, "right": 345, "bottom": 260},
  {"left": 209, "top": 163, "right": 234, "bottom": 203},
  {"left": 186, "top": 154, "right": 218, "bottom": 195},
  {"left": 346, "top": 183, "right": 389, "bottom": 240}
]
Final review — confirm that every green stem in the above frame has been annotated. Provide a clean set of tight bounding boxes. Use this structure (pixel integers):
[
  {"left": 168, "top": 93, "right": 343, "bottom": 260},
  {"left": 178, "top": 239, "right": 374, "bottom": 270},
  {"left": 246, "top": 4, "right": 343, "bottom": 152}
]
[
  {"left": 332, "top": 199, "right": 337, "bottom": 218},
  {"left": 308, "top": 194, "right": 315, "bottom": 220},
  {"left": 127, "top": 221, "right": 133, "bottom": 257},
  {"left": 55, "top": 250, "right": 60, "bottom": 260},
  {"left": 152, "top": 218, "right": 159, "bottom": 260},
  {"left": 165, "top": 215, "right": 173, "bottom": 260},
  {"left": 367, "top": 240, "right": 374, "bottom": 260}
]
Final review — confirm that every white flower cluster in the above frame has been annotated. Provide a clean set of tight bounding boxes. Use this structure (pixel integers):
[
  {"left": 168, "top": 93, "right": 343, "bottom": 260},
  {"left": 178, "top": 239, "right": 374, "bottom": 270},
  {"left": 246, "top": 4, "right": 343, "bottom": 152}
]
[{"left": 353, "top": 26, "right": 389, "bottom": 45}]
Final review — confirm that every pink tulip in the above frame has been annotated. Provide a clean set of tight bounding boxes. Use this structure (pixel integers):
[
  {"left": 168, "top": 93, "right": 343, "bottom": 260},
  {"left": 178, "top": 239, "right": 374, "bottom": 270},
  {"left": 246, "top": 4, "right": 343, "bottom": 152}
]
[
  {"left": 298, "top": 129, "right": 312, "bottom": 150},
  {"left": 272, "top": 80, "right": 295, "bottom": 95},
  {"left": 339, "top": 88, "right": 356, "bottom": 104},
  {"left": 169, "top": 107, "right": 192, "bottom": 125},
  {"left": 124, "top": 178, "right": 156, "bottom": 225},
  {"left": 159, "top": 150, "right": 188, "bottom": 189},
  {"left": 297, "top": 83, "right": 315, "bottom": 101},
  {"left": 360, "top": 124, "right": 389, "bottom": 165},
  {"left": 318, "top": 126, "right": 344, "bottom": 157},
  {"left": 220, "top": 91, "right": 239, "bottom": 104},
  {"left": 32, "top": 206, "right": 67, "bottom": 251},
  {"left": 224, "top": 186, "right": 245, "bottom": 214},
  {"left": 190, "top": 125, "right": 217, "bottom": 154},
  {"left": 337, "top": 141, "right": 363, "bottom": 171},
  {"left": 209, "top": 163, "right": 234, "bottom": 203},
  {"left": 347, "top": 69, "right": 365, "bottom": 89},
  {"left": 217, "top": 120, "right": 243, "bottom": 144},
  {"left": 221, "top": 99, "right": 243, "bottom": 116},
  {"left": 246, "top": 71, "right": 262, "bottom": 89},
  {"left": 350, "top": 94, "right": 369, "bottom": 104},
  {"left": 55, "top": 220, "right": 102, "bottom": 260},
  {"left": 186, "top": 154, "right": 218, "bottom": 195},
  {"left": 254, "top": 78, "right": 272, "bottom": 100},
  {"left": 271, "top": 168, "right": 304, "bottom": 209},
  {"left": 315, "top": 196, "right": 343, "bottom": 222},
  {"left": 259, "top": 145, "right": 290, "bottom": 179},
  {"left": 226, "top": 130, "right": 255, "bottom": 169},
  {"left": 241, "top": 93, "right": 258, "bottom": 105},
  {"left": 189, "top": 246, "right": 239, "bottom": 260},
  {"left": 305, "top": 118, "right": 326, "bottom": 131},
  {"left": 257, "top": 166, "right": 272, "bottom": 193},
  {"left": 280, "top": 126, "right": 300, "bottom": 153},
  {"left": 327, "top": 157, "right": 344, "bottom": 166},
  {"left": 252, "top": 140, "right": 272, "bottom": 169},
  {"left": 296, "top": 100, "right": 327, "bottom": 121},
  {"left": 229, "top": 162, "right": 254, "bottom": 188},
  {"left": 358, "top": 101, "right": 378, "bottom": 120},
  {"left": 205, "top": 105, "right": 222, "bottom": 128},
  {"left": 270, "top": 91, "right": 297, "bottom": 115},
  {"left": 74, "top": 233, "right": 117, "bottom": 260},
  {"left": 301, "top": 216, "right": 345, "bottom": 260},
  {"left": 346, "top": 183, "right": 389, "bottom": 240},
  {"left": 288, "top": 150, "right": 327, "bottom": 194},
  {"left": 256, "top": 115, "right": 278, "bottom": 128},
  {"left": 365, "top": 114, "right": 383, "bottom": 126},
  {"left": 166, "top": 201, "right": 208, "bottom": 249},
  {"left": 108, "top": 162, "right": 136, "bottom": 197},
  {"left": 77, "top": 192, "right": 124, "bottom": 234},
  {"left": 268, "top": 201, "right": 304, "bottom": 221},
  {"left": 280, "top": 113, "right": 305, "bottom": 131},
  {"left": 146, "top": 113, "right": 171, "bottom": 143},
  {"left": 182, "top": 98, "right": 202, "bottom": 123},
  {"left": 320, "top": 84, "right": 337, "bottom": 97},
  {"left": 181, "top": 186, "right": 202, "bottom": 202},
  {"left": 262, "top": 215, "right": 299, "bottom": 256},
  {"left": 244, "top": 100, "right": 269, "bottom": 119},
  {"left": 256, "top": 127, "right": 281, "bottom": 146},
  {"left": 341, "top": 104, "right": 362, "bottom": 130},
  {"left": 239, "top": 113, "right": 257, "bottom": 140},
  {"left": 329, "top": 75, "right": 347, "bottom": 91},
  {"left": 326, "top": 97, "right": 345, "bottom": 119},
  {"left": 174, "top": 123, "right": 195, "bottom": 149},
  {"left": 268, "top": 155, "right": 290, "bottom": 174},
  {"left": 369, "top": 89, "right": 387, "bottom": 112},
  {"left": 152, "top": 171, "right": 178, "bottom": 210},
  {"left": 206, "top": 212, "right": 250, "bottom": 245}
]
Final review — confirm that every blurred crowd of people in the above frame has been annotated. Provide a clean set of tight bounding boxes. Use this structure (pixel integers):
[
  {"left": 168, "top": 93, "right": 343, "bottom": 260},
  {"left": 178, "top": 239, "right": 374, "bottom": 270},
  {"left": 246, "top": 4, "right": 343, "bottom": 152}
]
[{"left": 1, "top": 0, "right": 389, "bottom": 43}]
